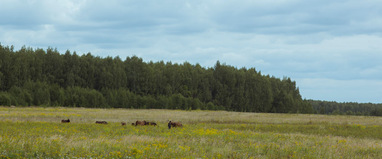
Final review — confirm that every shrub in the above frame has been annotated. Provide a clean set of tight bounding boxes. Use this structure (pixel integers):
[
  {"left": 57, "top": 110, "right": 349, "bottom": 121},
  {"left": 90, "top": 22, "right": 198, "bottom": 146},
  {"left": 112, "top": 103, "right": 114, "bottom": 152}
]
[{"left": 0, "top": 92, "right": 11, "bottom": 106}]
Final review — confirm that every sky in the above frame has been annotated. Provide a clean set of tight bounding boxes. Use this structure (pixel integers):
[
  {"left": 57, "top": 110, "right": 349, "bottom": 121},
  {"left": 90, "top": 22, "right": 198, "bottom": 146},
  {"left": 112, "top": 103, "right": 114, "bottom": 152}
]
[{"left": 1, "top": 0, "right": 382, "bottom": 103}]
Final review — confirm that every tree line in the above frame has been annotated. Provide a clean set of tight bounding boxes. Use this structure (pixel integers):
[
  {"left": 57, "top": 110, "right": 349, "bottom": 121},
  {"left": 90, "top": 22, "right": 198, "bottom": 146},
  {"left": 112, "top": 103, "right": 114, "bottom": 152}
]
[
  {"left": 308, "top": 100, "right": 382, "bottom": 116},
  {"left": 0, "top": 44, "right": 313, "bottom": 113}
]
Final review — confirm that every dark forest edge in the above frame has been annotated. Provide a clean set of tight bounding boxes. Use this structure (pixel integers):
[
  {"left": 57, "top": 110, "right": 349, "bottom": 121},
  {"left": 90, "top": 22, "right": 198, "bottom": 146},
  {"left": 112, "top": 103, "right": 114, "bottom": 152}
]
[
  {"left": 308, "top": 100, "right": 382, "bottom": 116},
  {"left": 0, "top": 44, "right": 381, "bottom": 116}
]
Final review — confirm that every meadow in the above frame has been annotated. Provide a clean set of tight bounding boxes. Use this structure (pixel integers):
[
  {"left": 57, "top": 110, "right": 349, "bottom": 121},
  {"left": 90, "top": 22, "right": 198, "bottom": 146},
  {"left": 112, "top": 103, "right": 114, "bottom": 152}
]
[{"left": 1, "top": 107, "right": 382, "bottom": 158}]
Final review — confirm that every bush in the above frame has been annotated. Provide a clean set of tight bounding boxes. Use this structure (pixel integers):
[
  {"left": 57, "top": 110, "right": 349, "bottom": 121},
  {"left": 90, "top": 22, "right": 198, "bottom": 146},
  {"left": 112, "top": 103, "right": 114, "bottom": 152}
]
[
  {"left": 0, "top": 92, "right": 11, "bottom": 106},
  {"left": 9, "top": 86, "right": 32, "bottom": 106},
  {"left": 65, "top": 87, "right": 106, "bottom": 108},
  {"left": 23, "top": 81, "right": 50, "bottom": 106}
]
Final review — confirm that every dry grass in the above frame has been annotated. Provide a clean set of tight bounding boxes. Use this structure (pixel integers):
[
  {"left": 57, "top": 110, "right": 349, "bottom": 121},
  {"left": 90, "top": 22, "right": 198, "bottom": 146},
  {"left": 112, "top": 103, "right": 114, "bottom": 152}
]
[{"left": 1, "top": 106, "right": 382, "bottom": 125}]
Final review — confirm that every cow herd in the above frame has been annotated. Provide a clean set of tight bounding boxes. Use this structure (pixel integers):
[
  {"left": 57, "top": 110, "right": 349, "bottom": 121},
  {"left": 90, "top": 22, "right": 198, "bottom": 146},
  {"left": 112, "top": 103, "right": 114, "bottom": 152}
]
[
  {"left": 132, "top": 120, "right": 157, "bottom": 126},
  {"left": 61, "top": 119, "right": 182, "bottom": 129}
]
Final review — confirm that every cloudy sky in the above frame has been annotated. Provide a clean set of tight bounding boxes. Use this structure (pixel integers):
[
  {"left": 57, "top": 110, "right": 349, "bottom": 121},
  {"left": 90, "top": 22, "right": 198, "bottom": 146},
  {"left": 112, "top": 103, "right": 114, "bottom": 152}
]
[{"left": 1, "top": 0, "right": 382, "bottom": 103}]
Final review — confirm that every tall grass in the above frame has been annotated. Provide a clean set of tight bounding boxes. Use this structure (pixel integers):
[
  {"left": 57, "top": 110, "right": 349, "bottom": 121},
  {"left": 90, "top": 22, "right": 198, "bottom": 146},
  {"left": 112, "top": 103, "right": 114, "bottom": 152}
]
[{"left": 1, "top": 107, "right": 382, "bottom": 158}]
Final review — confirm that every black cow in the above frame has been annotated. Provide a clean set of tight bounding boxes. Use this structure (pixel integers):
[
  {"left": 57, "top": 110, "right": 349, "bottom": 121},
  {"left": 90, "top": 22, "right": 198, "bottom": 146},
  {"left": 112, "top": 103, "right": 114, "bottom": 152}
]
[
  {"left": 61, "top": 119, "right": 70, "bottom": 123},
  {"left": 95, "top": 121, "right": 108, "bottom": 124},
  {"left": 145, "top": 122, "right": 157, "bottom": 126}
]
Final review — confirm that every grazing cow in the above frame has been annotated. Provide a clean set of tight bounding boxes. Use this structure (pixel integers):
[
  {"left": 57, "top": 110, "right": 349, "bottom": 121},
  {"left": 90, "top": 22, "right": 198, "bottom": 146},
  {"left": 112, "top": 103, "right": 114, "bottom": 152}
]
[
  {"left": 171, "top": 121, "right": 183, "bottom": 127},
  {"left": 61, "top": 119, "right": 70, "bottom": 123},
  {"left": 145, "top": 122, "right": 157, "bottom": 126},
  {"left": 135, "top": 120, "right": 146, "bottom": 126},
  {"left": 131, "top": 123, "right": 135, "bottom": 126},
  {"left": 95, "top": 121, "right": 108, "bottom": 124},
  {"left": 121, "top": 122, "right": 126, "bottom": 126}
]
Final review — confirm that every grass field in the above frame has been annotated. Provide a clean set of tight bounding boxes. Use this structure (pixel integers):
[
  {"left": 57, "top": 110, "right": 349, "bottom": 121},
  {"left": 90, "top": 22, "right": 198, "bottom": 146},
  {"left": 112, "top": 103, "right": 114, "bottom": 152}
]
[{"left": 1, "top": 107, "right": 382, "bottom": 158}]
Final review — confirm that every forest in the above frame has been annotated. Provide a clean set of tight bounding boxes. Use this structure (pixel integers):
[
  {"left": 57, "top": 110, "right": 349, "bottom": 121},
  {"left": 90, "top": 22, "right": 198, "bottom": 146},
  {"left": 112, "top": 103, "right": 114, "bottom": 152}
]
[
  {"left": 0, "top": 44, "right": 314, "bottom": 113},
  {"left": 2, "top": 44, "right": 382, "bottom": 115}
]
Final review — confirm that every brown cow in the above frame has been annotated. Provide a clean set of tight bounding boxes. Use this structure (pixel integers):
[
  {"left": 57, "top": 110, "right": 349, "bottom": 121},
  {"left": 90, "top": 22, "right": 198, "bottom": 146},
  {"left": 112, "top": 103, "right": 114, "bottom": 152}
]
[
  {"left": 121, "top": 122, "right": 126, "bottom": 126},
  {"left": 96, "top": 121, "right": 108, "bottom": 124},
  {"left": 171, "top": 121, "right": 183, "bottom": 127},
  {"left": 135, "top": 120, "right": 146, "bottom": 126},
  {"left": 61, "top": 119, "right": 70, "bottom": 123}
]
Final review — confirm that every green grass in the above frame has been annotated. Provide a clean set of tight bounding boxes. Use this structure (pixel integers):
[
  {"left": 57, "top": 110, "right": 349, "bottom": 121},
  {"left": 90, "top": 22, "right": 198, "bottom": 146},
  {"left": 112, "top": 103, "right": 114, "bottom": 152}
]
[{"left": 1, "top": 107, "right": 382, "bottom": 158}]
